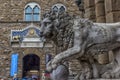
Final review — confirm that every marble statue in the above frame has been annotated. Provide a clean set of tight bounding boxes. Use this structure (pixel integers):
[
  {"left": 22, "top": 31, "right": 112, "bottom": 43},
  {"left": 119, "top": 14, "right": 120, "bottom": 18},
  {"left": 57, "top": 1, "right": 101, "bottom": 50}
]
[{"left": 40, "top": 11, "right": 120, "bottom": 80}]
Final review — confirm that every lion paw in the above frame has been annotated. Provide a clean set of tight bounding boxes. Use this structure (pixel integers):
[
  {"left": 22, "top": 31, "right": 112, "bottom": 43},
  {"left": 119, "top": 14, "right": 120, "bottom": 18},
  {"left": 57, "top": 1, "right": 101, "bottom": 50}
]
[
  {"left": 114, "top": 70, "right": 120, "bottom": 78},
  {"left": 75, "top": 68, "right": 92, "bottom": 80},
  {"left": 101, "top": 71, "right": 113, "bottom": 78},
  {"left": 101, "top": 70, "right": 120, "bottom": 78}
]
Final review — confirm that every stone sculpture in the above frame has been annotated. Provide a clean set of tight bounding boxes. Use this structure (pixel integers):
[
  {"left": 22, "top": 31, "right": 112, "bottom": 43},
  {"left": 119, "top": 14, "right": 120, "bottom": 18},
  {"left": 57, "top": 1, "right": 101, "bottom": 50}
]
[
  {"left": 47, "top": 61, "right": 69, "bottom": 80},
  {"left": 40, "top": 11, "right": 120, "bottom": 79}
]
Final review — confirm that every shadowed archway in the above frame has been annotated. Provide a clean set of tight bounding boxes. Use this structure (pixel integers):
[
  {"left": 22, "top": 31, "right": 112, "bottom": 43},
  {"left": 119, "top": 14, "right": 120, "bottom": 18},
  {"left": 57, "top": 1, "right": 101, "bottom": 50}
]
[{"left": 22, "top": 54, "right": 40, "bottom": 77}]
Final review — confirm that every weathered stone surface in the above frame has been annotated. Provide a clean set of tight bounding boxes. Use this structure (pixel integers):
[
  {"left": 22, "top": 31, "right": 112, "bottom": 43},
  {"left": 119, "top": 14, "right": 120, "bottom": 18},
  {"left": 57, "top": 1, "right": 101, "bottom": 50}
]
[
  {"left": 98, "top": 52, "right": 109, "bottom": 64},
  {"left": 40, "top": 11, "right": 120, "bottom": 79},
  {"left": 95, "top": 0, "right": 104, "bottom": 4},
  {"left": 95, "top": 0, "right": 106, "bottom": 23},
  {"left": 105, "top": 0, "right": 120, "bottom": 13},
  {"left": 105, "top": 0, "right": 112, "bottom": 14},
  {"left": 106, "top": 12, "right": 120, "bottom": 23},
  {"left": 109, "top": 51, "right": 114, "bottom": 62},
  {"left": 84, "top": 0, "right": 120, "bottom": 23},
  {"left": 0, "top": 22, "right": 56, "bottom": 79},
  {"left": 84, "top": 0, "right": 95, "bottom": 8},
  {"left": 84, "top": 7, "right": 96, "bottom": 21},
  {"left": 112, "top": 12, "right": 120, "bottom": 22},
  {"left": 106, "top": 12, "right": 114, "bottom": 23},
  {"left": 0, "top": 0, "right": 80, "bottom": 21},
  {"left": 69, "top": 59, "right": 81, "bottom": 74},
  {"left": 111, "top": 0, "right": 120, "bottom": 11},
  {"left": 96, "top": 16, "right": 106, "bottom": 22},
  {"left": 95, "top": 2, "right": 105, "bottom": 17}
]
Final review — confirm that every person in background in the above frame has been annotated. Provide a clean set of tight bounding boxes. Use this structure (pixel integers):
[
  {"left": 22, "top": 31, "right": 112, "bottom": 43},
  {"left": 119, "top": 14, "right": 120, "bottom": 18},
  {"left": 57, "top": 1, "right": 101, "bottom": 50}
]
[
  {"left": 32, "top": 75, "right": 38, "bottom": 80},
  {"left": 41, "top": 71, "right": 45, "bottom": 80},
  {"left": 22, "top": 74, "right": 32, "bottom": 80}
]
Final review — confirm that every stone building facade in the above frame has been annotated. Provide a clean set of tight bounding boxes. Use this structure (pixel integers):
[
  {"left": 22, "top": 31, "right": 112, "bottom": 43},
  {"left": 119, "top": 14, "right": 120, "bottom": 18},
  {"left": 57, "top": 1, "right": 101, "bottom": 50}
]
[
  {"left": 0, "top": 0, "right": 80, "bottom": 79},
  {"left": 83, "top": 0, "right": 120, "bottom": 23}
]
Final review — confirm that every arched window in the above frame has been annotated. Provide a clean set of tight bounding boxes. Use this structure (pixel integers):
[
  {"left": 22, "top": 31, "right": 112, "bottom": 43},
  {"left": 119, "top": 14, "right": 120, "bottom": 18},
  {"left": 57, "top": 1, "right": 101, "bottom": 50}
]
[
  {"left": 24, "top": 2, "right": 41, "bottom": 21},
  {"left": 25, "top": 6, "right": 32, "bottom": 21},
  {"left": 52, "top": 3, "right": 66, "bottom": 13},
  {"left": 53, "top": 6, "right": 58, "bottom": 13}
]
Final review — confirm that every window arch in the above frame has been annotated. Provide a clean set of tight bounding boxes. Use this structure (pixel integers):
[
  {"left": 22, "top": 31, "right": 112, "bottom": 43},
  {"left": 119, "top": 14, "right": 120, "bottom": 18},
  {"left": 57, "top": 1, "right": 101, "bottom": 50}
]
[
  {"left": 52, "top": 3, "right": 66, "bottom": 13},
  {"left": 24, "top": 2, "right": 41, "bottom": 21}
]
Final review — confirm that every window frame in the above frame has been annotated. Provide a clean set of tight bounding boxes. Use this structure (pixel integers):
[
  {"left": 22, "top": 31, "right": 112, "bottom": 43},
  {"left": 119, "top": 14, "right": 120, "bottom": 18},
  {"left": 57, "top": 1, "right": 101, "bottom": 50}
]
[
  {"left": 24, "top": 2, "right": 41, "bottom": 21},
  {"left": 51, "top": 3, "right": 67, "bottom": 13}
]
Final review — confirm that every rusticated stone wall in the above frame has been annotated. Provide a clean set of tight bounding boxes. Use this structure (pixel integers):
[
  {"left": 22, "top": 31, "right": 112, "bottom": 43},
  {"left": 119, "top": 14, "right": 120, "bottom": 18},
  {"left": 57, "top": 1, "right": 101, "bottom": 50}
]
[
  {"left": 0, "top": 0, "right": 80, "bottom": 21},
  {"left": 84, "top": 0, "right": 96, "bottom": 22},
  {"left": 0, "top": 22, "right": 81, "bottom": 79},
  {"left": 83, "top": 0, "right": 120, "bottom": 23},
  {"left": 0, "top": 22, "right": 56, "bottom": 79},
  {"left": 105, "top": 0, "right": 120, "bottom": 22},
  {"left": 95, "top": 0, "right": 106, "bottom": 22}
]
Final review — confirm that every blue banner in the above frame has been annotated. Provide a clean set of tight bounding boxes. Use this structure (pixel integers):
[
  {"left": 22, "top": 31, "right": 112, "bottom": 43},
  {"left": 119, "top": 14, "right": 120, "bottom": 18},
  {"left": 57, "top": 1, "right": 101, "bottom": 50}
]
[{"left": 10, "top": 53, "right": 18, "bottom": 77}]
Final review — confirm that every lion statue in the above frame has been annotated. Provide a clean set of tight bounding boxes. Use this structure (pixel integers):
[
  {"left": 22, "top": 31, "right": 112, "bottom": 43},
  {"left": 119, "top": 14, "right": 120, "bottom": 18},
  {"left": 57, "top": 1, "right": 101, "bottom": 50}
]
[{"left": 40, "top": 11, "right": 120, "bottom": 80}]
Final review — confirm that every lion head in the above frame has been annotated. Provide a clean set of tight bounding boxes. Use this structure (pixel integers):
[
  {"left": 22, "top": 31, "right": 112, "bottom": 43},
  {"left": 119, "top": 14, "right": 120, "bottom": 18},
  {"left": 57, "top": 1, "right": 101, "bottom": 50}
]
[
  {"left": 40, "top": 17, "right": 55, "bottom": 39},
  {"left": 40, "top": 11, "right": 93, "bottom": 47},
  {"left": 40, "top": 11, "right": 73, "bottom": 42}
]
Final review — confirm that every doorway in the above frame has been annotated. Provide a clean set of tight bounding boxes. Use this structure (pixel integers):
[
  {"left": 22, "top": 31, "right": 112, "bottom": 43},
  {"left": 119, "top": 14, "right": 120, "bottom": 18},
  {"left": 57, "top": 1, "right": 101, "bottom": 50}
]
[{"left": 22, "top": 54, "right": 40, "bottom": 78}]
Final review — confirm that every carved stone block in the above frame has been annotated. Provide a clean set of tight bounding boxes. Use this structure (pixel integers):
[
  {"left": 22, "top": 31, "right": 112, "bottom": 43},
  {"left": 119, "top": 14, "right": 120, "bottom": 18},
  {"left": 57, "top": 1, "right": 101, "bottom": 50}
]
[
  {"left": 84, "top": 0, "right": 95, "bottom": 8},
  {"left": 106, "top": 12, "right": 120, "bottom": 23}
]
